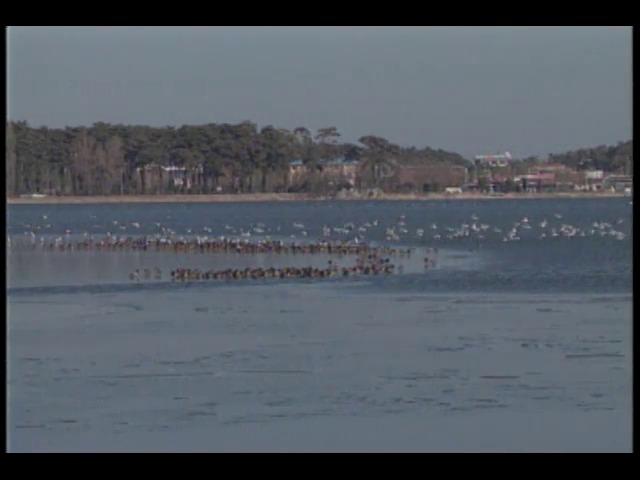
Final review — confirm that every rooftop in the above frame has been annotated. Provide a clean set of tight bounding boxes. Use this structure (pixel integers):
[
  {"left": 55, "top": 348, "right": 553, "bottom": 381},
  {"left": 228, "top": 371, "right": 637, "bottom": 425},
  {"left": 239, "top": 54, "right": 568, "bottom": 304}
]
[
  {"left": 289, "top": 158, "right": 360, "bottom": 167},
  {"left": 320, "top": 158, "right": 359, "bottom": 166}
]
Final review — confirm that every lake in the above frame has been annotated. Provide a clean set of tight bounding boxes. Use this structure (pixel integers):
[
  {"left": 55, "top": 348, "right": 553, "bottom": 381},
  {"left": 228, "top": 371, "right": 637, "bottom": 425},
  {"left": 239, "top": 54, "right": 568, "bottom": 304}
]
[{"left": 7, "top": 197, "right": 633, "bottom": 452}]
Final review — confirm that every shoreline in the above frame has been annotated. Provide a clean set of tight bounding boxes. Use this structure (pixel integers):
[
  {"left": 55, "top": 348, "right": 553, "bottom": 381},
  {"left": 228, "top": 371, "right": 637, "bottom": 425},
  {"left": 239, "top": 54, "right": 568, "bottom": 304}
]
[{"left": 6, "top": 191, "right": 628, "bottom": 205}]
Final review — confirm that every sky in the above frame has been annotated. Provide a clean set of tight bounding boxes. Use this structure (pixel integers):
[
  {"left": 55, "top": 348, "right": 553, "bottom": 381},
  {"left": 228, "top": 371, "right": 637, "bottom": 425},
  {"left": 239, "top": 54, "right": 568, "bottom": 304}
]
[{"left": 6, "top": 26, "right": 632, "bottom": 159}]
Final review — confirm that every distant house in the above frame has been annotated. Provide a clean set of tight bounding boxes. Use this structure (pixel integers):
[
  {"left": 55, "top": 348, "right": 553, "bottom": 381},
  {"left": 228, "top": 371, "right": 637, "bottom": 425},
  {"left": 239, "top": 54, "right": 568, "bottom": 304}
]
[
  {"left": 288, "top": 158, "right": 360, "bottom": 188},
  {"left": 603, "top": 174, "right": 633, "bottom": 192},
  {"left": 585, "top": 170, "right": 604, "bottom": 180},
  {"left": 134, "top": 163, "right": 199, "bottom": 193},
  {"left": 287, "top": 159, "right": 307, "bottom": 185},
  {"left": 516, "top": 173, "right": 556, "bottom": 192},
  {"left": 288, "top": 159, "right": 304, "bottom": 168},
  {"left": 444, "top": 187, "right": 463, "bottom": 195},
  {"left": 491, "top": 172, "right": 515, "bottom": 185},
  {"left": 521, "top": 164, "right": 587, "bottom": 191},
  {"left": 462, "top": 182, "right": 480, "bottom": 192},
  {"left": 356, "top": 158, "right": 397, "bottom": 188},
  {"left": 319, "top": 158, "right": 359, "bottom": 186},
  {"left": 528, "top": 163, "right": 571, "bottom": 175},
  {"left": 319, "top": 158, "right": 359, "bottom": 168},
  {"left": 393, "top": 164, "right": 468, "bottom": 192},
  {"left": 162, "top": 165, "right": 188, "bottom": 187}
]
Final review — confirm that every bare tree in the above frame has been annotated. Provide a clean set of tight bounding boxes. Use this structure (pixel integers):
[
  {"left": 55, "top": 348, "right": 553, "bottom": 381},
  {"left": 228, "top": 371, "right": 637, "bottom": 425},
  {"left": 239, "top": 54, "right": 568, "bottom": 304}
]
[
  {"left": 105, "top": 136, "right": 125, "bottom": 194},
  {"left": 71, "top": 130, "right": 96, "bottom": 195},
  {"left": 6, "top": 123, "right": 17, "bottom": 195}
]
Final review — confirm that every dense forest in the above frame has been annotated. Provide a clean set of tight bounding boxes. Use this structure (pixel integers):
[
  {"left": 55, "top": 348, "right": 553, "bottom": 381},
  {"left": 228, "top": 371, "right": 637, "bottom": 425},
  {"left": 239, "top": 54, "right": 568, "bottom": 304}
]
[
  {"left": 4, "top": 121, "right": 632, "bottom": 196},
  {"left": 5, "top": 121, "right": 471, "bottom": 196},
  {"left": 515, "top": 141, "right": 633, "bottom": 175},
  {"left": 551, "top": 141, "right": 633, "bottom": 174}
]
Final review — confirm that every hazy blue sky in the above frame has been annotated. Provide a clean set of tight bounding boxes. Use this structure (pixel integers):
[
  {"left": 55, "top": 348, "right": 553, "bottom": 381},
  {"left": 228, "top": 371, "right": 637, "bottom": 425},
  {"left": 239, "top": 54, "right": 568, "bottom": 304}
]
[{"left": 7, "top": 26, "right": 632, "bottom": 159}]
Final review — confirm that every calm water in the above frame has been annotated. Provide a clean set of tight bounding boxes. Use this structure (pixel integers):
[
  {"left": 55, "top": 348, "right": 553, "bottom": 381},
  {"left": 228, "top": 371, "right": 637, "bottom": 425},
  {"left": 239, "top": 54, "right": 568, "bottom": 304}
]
[{"left": 7, "top": 198, "right": 633, "bottom": 452}]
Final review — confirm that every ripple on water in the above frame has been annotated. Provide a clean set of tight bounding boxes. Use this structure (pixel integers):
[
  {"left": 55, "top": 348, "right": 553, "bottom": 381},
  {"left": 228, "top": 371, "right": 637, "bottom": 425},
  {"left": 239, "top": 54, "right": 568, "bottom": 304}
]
[{"left": 565, "top": 353, "right": 624, "bottom": 359}]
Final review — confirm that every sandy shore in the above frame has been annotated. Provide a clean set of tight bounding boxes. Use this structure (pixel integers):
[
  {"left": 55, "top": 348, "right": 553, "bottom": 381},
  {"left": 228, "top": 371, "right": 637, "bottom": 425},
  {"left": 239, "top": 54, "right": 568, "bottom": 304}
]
[{"left": 6, "top": 191, "right": 628, "bottom": 205}]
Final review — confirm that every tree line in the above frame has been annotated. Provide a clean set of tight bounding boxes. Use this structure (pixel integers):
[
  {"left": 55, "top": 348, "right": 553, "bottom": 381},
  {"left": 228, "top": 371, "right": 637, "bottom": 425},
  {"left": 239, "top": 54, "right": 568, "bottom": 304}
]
[
  {"left": 516, "top": 141, "right": 633, "bottom": 175},
  {"left": 5, "top": 121, "right": 470, "bottom": 196},
  {"left": 5, "top": 120, "right": 631, "bottom": 196},
  {"left": 553, "top": 141, "right": 632, "bottom": 174}
]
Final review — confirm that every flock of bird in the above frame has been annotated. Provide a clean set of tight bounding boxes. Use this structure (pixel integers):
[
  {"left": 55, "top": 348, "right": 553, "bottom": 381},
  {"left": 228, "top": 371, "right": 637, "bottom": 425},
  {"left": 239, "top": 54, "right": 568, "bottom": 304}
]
[
  {"left": 6, "top": 208, "right": 629, "bottom": 285},
  {"left": 7, "top": 211, "right": 629, "bottom": 251},
  {"left": 132, "top": 250, "right": 418, "bottom": 283},
  {"left": 6, "top": 234, "right": 415, "bottom": 257}
]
